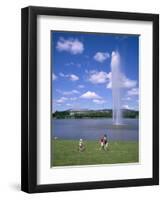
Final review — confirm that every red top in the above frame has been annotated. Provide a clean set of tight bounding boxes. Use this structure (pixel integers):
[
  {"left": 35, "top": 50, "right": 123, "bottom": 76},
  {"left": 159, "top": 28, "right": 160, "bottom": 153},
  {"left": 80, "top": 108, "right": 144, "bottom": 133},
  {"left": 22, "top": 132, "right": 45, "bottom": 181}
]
[{"left": 100, "top": 138, "right": 104, "bottom": 143}]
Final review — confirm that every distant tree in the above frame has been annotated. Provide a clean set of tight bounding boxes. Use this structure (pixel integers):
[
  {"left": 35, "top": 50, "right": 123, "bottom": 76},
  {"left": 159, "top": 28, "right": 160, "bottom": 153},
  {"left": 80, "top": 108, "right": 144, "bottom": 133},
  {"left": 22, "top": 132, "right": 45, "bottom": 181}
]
[{"left": 52, "top": 109, "right": 138, "bottom": 119}]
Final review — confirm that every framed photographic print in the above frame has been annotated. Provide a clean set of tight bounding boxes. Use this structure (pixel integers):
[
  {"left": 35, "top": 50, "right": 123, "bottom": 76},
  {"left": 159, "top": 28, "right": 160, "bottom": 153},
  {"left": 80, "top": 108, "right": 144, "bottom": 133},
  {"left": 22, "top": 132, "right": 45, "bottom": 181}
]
[{"left": 21, "top": 6, "right": 159, "bottom": 193}]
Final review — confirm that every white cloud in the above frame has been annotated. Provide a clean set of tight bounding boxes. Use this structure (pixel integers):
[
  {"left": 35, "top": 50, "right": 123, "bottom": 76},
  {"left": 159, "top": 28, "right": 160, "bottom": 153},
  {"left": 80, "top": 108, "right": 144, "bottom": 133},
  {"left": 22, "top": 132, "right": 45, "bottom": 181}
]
[
  {"left": 56, "top": 89, "right": 79, "bottom": 96},
  {"left": 88, "top": 70, "right": 110, "bottom": 84},
  {"left": 56, "top": 37, "right": 84, "bottom": 54},
  {"left": 70, "top": 90, "right": 79, "bottom": 94},
  {"left": 94, "top": 52, "right": 110, "bottom": 63},
  {"left": 88, "top": 70, "right": 137, "bottom": 89},
  {"left": 127, "top": 88, "right": 139, "bottom": 96},
  {"left": 59, "top": 72, "right": 65, "bottom": 77},
  {"left": 78, "top": 85, "right": 85, "bottom": 89},
  {"left": 66, "top": 103, "right": 72, "bottom": 106},
  {"left": 93, "top": 99, "right": 106, "bottom": 104},
  {"left": 52, "top": 73, "right": 57, "bottom": 80},
  {"left": 56, "top": 97, "right": 68, "bottom": 103},
  {"left": 106, "top": 72, "right": 137, "bottom": 89},
  {"left": 122, "top": 104, "right": 138, "bottom": 111},
  {"left": 54, "top": 103, "right": 61, "bottom": 108},
  {"left": 80, "top": 91, "right": 102, "bottom": 99},
  {"left": 65, "top": 62, "right": 81, "bottom": 68},
  {"left": 70, "top": 97, "right": 77, "bottom": 101},
  {"left": 122, "top": 97, "right": 131, "bottom": 101},
  {"left": 122, "top": 75, "right": 137, "bottom": 88},
  {"left": 69, "top": 74, "right": 79, "bottom": 81},
  {"left": 59, "top": 73, "right": 79, "bottom": 81},
  {"left": 106, "top": 82, "right": 112, "bottom": 88},
  {"left": 64, "top": 90, "right": 79, "bottom": 95},
  {"left": 122, "top": 104, "right": 130, "bottom": 109},
  {"left": 65, "top": 62, "right": 74, "bottom": 66}
]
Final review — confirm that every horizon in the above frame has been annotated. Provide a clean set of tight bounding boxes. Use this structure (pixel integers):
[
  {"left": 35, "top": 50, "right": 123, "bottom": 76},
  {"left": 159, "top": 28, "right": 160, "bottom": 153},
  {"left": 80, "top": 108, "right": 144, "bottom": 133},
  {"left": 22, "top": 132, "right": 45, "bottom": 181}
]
[
  {"left": 53, "top": 107, "right": 139, "bottom": 113},
  {"left": 51, "top": 31, "right": 139, "bottom": 112}
]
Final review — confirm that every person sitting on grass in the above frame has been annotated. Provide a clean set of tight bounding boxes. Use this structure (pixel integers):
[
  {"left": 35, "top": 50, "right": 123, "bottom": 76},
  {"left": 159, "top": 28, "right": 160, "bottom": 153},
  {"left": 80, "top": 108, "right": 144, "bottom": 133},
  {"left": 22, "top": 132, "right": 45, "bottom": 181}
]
[{"left": 78, "top": 138, "right": 85, "bottom": 152}]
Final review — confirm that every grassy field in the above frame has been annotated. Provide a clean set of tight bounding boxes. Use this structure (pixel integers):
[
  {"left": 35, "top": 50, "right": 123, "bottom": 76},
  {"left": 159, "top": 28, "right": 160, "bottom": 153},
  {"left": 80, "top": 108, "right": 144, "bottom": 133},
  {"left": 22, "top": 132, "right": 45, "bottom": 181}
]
[{"left": 51, "top": 139, "right": 139, "bottom": 166}]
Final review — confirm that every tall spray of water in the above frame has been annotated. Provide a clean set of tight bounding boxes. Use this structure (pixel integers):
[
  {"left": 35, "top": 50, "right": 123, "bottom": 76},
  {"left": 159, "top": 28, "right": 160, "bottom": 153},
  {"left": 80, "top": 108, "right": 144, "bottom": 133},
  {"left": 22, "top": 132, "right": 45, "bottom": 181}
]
[{"left": 111, "top": 51, "right": 122, "bottom": 125}]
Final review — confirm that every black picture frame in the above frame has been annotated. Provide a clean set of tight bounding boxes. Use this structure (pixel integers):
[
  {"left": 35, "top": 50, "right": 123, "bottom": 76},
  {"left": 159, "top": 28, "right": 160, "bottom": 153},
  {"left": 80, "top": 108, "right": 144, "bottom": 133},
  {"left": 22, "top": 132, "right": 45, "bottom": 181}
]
[{"left": 21, "top": 6, "right": 159, "bottom": 193}]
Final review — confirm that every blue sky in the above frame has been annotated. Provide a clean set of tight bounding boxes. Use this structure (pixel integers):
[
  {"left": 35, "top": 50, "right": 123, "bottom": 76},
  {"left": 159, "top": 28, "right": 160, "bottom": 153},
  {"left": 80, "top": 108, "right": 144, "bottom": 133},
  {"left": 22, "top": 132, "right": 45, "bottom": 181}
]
[{"left": 51, "top": 31, "right": 139, "bottom": 112}]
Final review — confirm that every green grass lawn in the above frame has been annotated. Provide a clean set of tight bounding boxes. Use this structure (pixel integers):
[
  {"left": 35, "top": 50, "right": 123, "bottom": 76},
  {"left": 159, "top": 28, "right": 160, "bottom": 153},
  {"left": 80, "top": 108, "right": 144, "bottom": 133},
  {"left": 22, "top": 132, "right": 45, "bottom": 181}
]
[{"left": 51, "top": 139, "right": 139, "bottom": 166}]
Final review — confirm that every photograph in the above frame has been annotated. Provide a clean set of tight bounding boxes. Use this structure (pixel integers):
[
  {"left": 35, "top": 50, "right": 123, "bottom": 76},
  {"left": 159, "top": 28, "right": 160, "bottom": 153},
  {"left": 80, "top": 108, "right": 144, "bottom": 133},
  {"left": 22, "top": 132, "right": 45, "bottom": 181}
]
[
  {"left": 21, "top": 6, "right": 159, "bottom": 193},
  {"left": 51, "top": 31, "right": 139, "bottom": 167}
]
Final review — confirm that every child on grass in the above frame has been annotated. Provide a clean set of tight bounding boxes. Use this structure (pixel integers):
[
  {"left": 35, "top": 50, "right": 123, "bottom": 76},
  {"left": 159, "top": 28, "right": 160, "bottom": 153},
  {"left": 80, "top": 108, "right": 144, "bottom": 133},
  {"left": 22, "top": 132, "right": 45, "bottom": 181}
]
[
  {"left": 103, "top": 134, "right": 109, "bottom": 151},
  {"left": 78, "top": 138, "right": 85, "bottom": 152},
  {"left": 100, "top": 137, "right": 104, "bottom": 150},
  {"left": 99, "top": 134, "right": 109, "bottom": 151}
]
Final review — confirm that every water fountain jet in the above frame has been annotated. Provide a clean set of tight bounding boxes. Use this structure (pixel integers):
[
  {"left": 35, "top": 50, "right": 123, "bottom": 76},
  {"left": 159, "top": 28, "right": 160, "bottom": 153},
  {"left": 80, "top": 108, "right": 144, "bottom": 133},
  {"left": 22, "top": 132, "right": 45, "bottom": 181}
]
[{"left": 111, "top": 51, "right": 123, "bottom": 125}]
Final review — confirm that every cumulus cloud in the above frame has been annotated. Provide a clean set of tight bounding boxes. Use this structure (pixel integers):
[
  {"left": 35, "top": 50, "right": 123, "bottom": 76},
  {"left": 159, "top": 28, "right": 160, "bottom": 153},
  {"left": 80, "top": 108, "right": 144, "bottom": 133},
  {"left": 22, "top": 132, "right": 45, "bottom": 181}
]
[
  {"left": 56, "top": 37, "right": 84, "bottom": 54},
  {"left": 66, "top": 103, "right": 72, "bottom": 106},
  {"left": 122, "top": 76, "right": 137, "bottom": 88},
  {"left": 64, "top": 90, "right": 79, "bottom": 95},
  {"left": 65, "top": 62, "right": 75, "bottom": 66},
  {"left": 87, "top": 70, "right": 137, "bottom": 89},
  {"left": 80, "top": 91, "right": 102, "bottom": 99},
  {"left": 59, "top": 73, "right": 79, "bottom": 81},
  {"left": 106, "top": 82, "right": 112, "bottom": 89},
  {"left": 68, "top": 90, "right": 79, "bottom": 94},
  {"left": 122, "top": 97, "right": 131, "bottom": 101},
  {"left": 59, "top": 72, "right": 65, "bottom": 77},
  {"left": 65, "top": 62, "right": 81, "bottom": 68},
  {"left": 94, "top": 52, "right": 110, "bottom": 63},
  {"left": 122, "top": 104, "right": 130, "bottom": 109},
  {"left": 88, "top": 70, "right": 111, "bottom": 84},
  {"left": 70, "top": 97, "right": 77, "bottom": 101},
  {"left": 56, "top": 89, "right": 79, "bottom": 96},
  {"left": 106, "top": 72, "right": 137, "bottom": 89},
  {"left": 69, "top": 74, "right": 79, "bottom": 81},
  {"left": 122, "top": 104, "right": 138, "bottom": 111},
  {"left": 127, "top": 88, "right": 139, "bottom": 96},
  {"left": 52, "top": 73, "right": 57, "bottom": 80},
  {"left": 93, "top": 99, "right": 106, "bottom": 104},
  {"left": 56, "top": 97, "right": 68, "bottom": 103}
]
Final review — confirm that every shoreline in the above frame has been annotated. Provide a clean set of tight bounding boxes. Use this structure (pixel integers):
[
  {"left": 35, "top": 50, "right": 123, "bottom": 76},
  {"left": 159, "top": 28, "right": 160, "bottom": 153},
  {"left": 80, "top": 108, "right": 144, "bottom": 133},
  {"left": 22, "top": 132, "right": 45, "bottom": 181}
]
[{"left": 52, "top": 117, "right": 138, "bottom": 119}]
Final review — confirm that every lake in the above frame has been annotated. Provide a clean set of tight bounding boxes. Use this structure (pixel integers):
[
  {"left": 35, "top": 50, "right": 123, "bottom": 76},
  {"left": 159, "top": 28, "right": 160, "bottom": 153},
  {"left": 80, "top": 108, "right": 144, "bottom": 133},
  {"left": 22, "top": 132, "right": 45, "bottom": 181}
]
[{"left": 52, "top": 118, "right": 138, "bottom": 141}]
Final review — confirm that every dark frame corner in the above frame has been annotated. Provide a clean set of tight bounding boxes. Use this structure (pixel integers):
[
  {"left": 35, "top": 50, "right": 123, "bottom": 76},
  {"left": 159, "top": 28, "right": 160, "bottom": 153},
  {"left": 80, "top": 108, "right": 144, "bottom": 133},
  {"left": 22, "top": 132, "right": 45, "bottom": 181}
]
[{"left": 21, "top": 6, "right": 159, "bottom": 193}]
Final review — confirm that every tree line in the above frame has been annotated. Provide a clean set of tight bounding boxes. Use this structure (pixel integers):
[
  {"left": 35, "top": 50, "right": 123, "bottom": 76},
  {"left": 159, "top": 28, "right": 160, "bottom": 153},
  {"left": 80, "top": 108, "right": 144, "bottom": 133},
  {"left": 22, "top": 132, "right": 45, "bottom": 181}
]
[{"left": 52, "top": 110, "right": 139, "bottom": 119}]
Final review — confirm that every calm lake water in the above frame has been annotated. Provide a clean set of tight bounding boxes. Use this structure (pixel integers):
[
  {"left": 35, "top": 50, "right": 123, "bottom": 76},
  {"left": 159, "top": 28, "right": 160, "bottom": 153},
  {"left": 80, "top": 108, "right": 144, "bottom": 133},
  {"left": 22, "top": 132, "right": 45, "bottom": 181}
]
[{"left": 52, "top": 118, "right": 138, "bottom": 141}]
